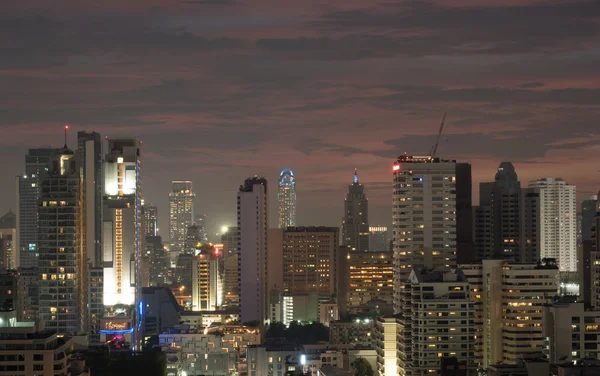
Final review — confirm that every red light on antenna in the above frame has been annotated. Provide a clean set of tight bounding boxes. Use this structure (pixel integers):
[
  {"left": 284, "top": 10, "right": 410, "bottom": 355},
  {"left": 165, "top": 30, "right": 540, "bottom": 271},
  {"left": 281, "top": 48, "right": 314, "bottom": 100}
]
[
  {"left": 393, "top": 165, "right": 400, "bottom": 171},
  {"left": 64, "top": 124, "right": 69, "bottom": 129}
]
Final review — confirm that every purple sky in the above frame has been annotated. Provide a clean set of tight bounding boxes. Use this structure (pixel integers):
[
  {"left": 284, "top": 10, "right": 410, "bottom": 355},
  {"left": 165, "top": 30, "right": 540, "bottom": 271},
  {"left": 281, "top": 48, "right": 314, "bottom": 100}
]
[{"left": 1, "top": 0, "right": 599, "bottom": 238}]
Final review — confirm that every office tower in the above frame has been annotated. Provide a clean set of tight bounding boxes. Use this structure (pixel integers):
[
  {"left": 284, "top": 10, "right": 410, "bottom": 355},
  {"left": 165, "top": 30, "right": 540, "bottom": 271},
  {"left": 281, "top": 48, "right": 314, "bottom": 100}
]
[
  {"left": 146, "top": 235, "right": 169, "bottom": 287},
  {"left": 267, "top": 228, "right": 284, "bottom": 322},
  {"left": 175, "top": 253, "right": 194, "bottom": 304},
  {"left": 237, "top": 176, "right": 268, "bottom": 325},
  {"left": 169, "top": 181, "right": 195, "bottom": 251},
  {"left": 77, "top": 132, "right": 103, "bottom": 267},
  {"left": 342, "top": 169, "right": 369, "bottom": 252},
  {"left": 582, "top": 195, "right": 598, "bottom": 306},
  {"left": 346, "top": 251, "right": 393, "bottom": 313},
  {"left": 143, "top": 203, "right": 158, "bottom": 237},
  {"left": 392, "top": 155, "right": 473, "bottom": 312},
  {"left": 473, "top": 162, "right": 541, "bottom": 263},
  {"left": 590, "top": 195, "right": 600, "bottom": 309},
  {"left": 368, "top": 226, "right": 388, "bottom": 252},
  {"left": 0, "top": 210, "right": 17, "bottom": 269},
  {"left": 221, "top": 227, "right": 239, "bottom": 307},
  {"left": 16, "top": 147, "right": 57, "bottom": 269},
  {"left": 282, "top": 227, "right": 339, "bottom": 297},
  {"left": 399, "top": 267, "right": 476, "bottom": 376},
  {"left": 184, "top": 224, "right": 202, "bottom": 255},
  {"left": 102, "top": 139, "right": 142, "bottom": 307},
  {"left": 278, "top": 168, "right": 296, "bottom": 228},
  {"left": 195, "top": 214, "right": 209, "bottom": 243},
  {"left": 461, "top": 260, "right": 559, "bottom": 367},
  {"left": 38, "top": 147, "right": 88, "bottom": 334},
  {"left": 529, "top": 178, "right": 577, "bottom": 272},
  {"left": 191, "top": 244, "right": 222, "bottom": 311}
]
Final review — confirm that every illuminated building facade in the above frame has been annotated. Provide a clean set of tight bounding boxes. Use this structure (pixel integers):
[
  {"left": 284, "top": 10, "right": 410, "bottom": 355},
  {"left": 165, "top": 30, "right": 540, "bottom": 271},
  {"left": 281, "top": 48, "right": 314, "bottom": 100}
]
[
  {"left": 392, "top": 155, "right": 472, "bottom": 313},
  {"left": 461, "top": 260, "right": 559, "bottom": 367},
  {"left": 282, "top": 227, "right": 340, "bottom": 297},
  {"left": 238, "top": 176, "right": 268, "bottom": 325},
  {"left": 342, "top": 169, "right": 369, "bottom": 252},
  {"left": 221, "top": 227, "right": 240, "bottom": 307},
  {"left": 375, "top": 317, "right": 403, "bottom": 376},
  {"left": 278, "top": 168, "right": 296, "bottom": 228},
  {"left": 38, "top": 147, "right": 88, "bottom": 334},
  {"left": 169, "top": 181, "right": 195, "bottom": 251},
  {"left": 191, "top": 243, "right": 223, "bottom": 311},
  {"left": 400, "top": 267, "right": 477, "bottom": 376},
  {"left": 0, "top": 210, "right": 17, "bottom": 269},
  {"left": 529, "top": 178, "right": 577, "bottom": 272},
  {"left": 102, "top": 139, "right": 142, "bottom": 307},
  {"left": 143, "top": 202, "right": 158, "bottom": 237},
  {"left": 346, "top": 251, "right": 393, "bottom": 312}
]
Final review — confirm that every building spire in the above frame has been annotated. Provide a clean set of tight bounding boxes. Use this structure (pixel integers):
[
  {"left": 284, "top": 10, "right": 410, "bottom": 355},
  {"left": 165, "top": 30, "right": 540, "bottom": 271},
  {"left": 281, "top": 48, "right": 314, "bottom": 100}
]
[
  {"left": 63, "top": 124, "right": 69, "bottom": 148},
  {"left": 353, "top": 168, "right": 359, "bottom": 184}
]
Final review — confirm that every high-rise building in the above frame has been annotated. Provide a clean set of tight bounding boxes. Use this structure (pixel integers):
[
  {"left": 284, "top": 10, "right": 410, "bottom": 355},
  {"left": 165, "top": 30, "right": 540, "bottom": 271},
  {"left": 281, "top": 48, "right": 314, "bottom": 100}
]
[
  {"left": 237, "top": 176, "right": 268, "bottom": 325},
  {"left": 184, "top": 224, "right": 202, "bottom": 255},
  {"left": 146, "top": 235, "right": 169, "bottom": 287},
  {"left": 17, "top": 268, "right": 39, "bottom": 322},
  {"left": 590, "top": 194, "right": 600, "bottom": 309},
  {"left": 581, "top": 195, "right": 597, "bottom": 306},
  {"left": 77, "top": 131, "right": 103, "bottom": 267},
  {"left": 169, "top": 181, "right": 195, "bottom": 251},
  {"left": 346, "top": 251, "right": 393, "bottom": 312},
  {"left": 282, "top": 227, "right": 340, "bottom": 297},
  {"left": 143, "top": 203, "right": 158, "bottom": 237},
  {"left": 89, "top": 267, "right": 103, "bottom": 344},
  {"left": 278, "top": 168, "right": 296, "bottom": 228},
  {"left": 16, "top": 147, "right": 58, "bottom": 269},
  {"left": 0, "top": 270, "right": 17, "bottom": 312},
  {"left": 400, "top": 267, "right": 477, "bottom": 376},
  {"left": 38, "top": 147, "right": 88, "bottom": 334},
  {"left": 368, "top": 226, "right": 388, "bottom": 252},
  {"left": 0, "top": 210, "right": 17, "bottom": 269},
  {"left": 194, "top": 214, "right": 209, "bottom": 243},
  {"left": 221, "top": 227, "right": 239, "bottom": 307},
  {"left": 392, "top": 155, "right": 472, "bottom": 312},
  {"left": 461, "top": 259, "right": 559, "bottom": 367},
  {"left": 102, "top": 139, "right": 142, "bottom": 307},
  {"left": 473, "top": 162, "right": 540, "bottom": 263},
  {"left": 191, "top": 243, "right": 223, "bottom": 311},
  {"left": 529, "top": 178, "right": 577, "bottom": 272},
  {"left": 375, "top": 317, "right": 403, "bottom": 376},
  {"left": 342, "top": 169, "right": 369, "bottom": 252}
]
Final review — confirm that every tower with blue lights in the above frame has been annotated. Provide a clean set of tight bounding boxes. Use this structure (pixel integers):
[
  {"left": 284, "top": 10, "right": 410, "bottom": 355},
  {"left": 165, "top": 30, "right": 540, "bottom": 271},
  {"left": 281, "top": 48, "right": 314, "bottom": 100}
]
[{"left": 278, "top": 168, "right": 296, "bottom": 228}]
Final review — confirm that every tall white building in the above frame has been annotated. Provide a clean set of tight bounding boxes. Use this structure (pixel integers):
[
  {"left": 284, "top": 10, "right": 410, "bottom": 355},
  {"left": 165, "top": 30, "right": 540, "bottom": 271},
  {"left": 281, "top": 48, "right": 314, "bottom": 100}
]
[
  {"left": 238, "top": 176, "right": 268, "bottom": 325},
  {"left": 169, "top": 181, "right": 195, "bottom": 251},
  {"left": 278, "top": 168, "right": 296, "bottom": 228},
  {"left": 528, "top": 178, "right": 577, "bottom": 272},
  {"left": 392, "top": 155, "right": 472, "bottom": 312},
  {"left": 102, "top": 139, "right": 142, "bottom": 307},
  {"left": 461, "top": 260, "right": 559, "bottom": 367}
]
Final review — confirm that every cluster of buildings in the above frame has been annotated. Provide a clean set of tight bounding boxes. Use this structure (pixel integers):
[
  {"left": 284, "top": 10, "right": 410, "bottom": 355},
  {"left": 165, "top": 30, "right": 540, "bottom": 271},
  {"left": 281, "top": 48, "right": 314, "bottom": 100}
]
[{"left": 1, "top": 127, "right": 600, "bottom": 376}]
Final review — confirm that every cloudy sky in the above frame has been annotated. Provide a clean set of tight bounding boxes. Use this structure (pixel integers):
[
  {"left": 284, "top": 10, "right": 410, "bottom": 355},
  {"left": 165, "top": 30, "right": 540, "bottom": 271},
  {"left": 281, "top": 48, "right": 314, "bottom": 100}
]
[{"left": 1, "top": 0, "right": 599, "bottom": 239}]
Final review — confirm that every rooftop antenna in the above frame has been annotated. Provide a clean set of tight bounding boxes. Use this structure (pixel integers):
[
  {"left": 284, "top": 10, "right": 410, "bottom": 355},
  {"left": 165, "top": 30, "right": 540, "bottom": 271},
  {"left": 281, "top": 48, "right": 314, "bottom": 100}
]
[{"left": 64, "top": 124, "right": 69, "bottom": 148}]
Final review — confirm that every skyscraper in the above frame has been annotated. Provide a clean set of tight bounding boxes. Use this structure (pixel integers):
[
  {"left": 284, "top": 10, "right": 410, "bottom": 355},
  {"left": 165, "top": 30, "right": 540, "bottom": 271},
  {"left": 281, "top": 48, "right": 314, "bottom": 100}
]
[
  {"left": 38, "top": 146, "right": 88, "bottom": 334},
  {"left": 368, "top": 226, "right": 388, "bottom": 252},
  {"left": 278, "top": 168, "right": 296, "bottom": 228},
  {"left": 529, "top": 178, "right": 577, "bottom": 272},
  {"left": 0, "top": 210, "right": 17, "bottom": 269},
  {"left": 16, "top": 147, "right": 57, "bottom": 269},
  {"left": 342, "top": 169, "right": 369, "bottom": 252},
  {"left": 143, "top": 203, "right": 158, "bottom": 237},
  {"left": 102, "top": 139, "right": 142, "bottom": 307},
  {"left": 392, "top": 155, "right": 472, "bottom": 313},
  {"left": 473, "top": 162, "right": 540, "bottom": 263},
  {"left": 77, "top": 131, "right": 103, "bottom": 267},
  {"left": 191, "top": 243, "right": 223, "bottom": 311},
  {"left": 194, "top": 213, "right": 209, "bottom": 243},
  {"left": 581, "top": 195, "right": 598, "bottom": 306},
  {"left": 169, "top": 181, "right": 195, "bottom": 251},
  {"left": 237, "top": 176, "right": 268, "bottom": 325}
]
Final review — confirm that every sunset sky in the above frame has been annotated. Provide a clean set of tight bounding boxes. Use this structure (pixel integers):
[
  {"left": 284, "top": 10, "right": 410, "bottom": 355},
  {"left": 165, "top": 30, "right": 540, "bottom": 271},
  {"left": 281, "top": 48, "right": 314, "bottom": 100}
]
[{"left": 1, "top": 0, "right": 599, "bottom": 238}]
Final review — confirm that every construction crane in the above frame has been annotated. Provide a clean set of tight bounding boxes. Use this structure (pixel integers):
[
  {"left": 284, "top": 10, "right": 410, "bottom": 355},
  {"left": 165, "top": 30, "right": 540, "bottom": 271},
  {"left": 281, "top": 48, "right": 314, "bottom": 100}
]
[{"left": 429, "top": 112, "right": 447, "bottom": 159}]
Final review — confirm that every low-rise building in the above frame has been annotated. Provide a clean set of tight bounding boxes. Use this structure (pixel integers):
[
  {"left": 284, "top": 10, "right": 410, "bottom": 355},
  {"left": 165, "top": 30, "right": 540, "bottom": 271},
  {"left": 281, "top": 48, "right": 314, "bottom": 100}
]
[
  {"left": 329, "top": 318, "right": 375, "bottom": 348},
  {"left": 374, "top": 316, "right": 403, "bottom": 376}
]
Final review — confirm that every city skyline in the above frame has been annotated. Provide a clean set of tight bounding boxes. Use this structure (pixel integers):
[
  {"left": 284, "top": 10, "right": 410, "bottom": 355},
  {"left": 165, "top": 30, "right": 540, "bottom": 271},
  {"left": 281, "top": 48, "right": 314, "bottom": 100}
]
[{"left": 1, "top": 0, "right": 599, "bottom": 237}]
